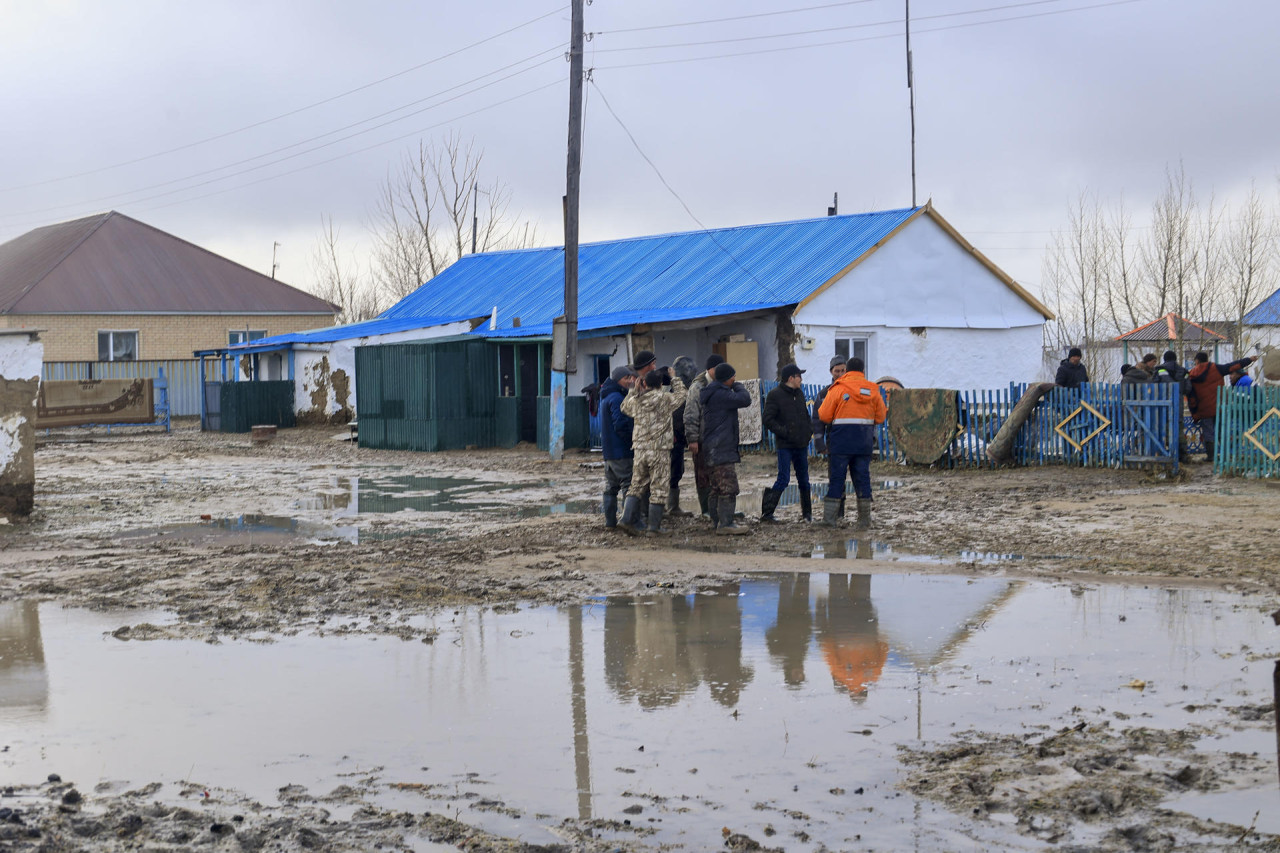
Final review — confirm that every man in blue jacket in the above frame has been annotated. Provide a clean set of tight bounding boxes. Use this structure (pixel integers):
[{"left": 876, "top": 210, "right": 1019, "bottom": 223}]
[{"left": 599, "top": 366, "right": 638, "bottom": 528}]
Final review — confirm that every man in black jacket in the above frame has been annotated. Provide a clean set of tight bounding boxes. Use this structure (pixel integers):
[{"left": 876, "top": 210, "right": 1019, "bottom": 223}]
[
  {"left": 599, "top": 366, "right": 638, "bottom": 528},
  {"left": 1055, "top": 347, "right": 1089, "bottom": 388},
  {"left": 700, "top": 362, "right": 752, "bottom": 535},
  {"left": 761, "top": 364, "right": 815, "bottom": 522},
  {"left": 1152, "top": 351, "right": 1190, "bottom": 461}
]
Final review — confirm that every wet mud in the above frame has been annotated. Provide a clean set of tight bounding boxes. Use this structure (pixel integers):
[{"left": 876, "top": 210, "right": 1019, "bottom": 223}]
[{"left": 2, "top": 422, "right": 1279, "bottom": 851}]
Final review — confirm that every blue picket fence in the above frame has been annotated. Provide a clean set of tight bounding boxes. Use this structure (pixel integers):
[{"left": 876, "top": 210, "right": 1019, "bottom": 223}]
[{"left": 748, "top": 381, "right": 1182, "bottom": 470}]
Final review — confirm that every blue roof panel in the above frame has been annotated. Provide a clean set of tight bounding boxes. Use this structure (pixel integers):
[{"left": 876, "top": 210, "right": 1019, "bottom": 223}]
[
  {"left": 382, "top": 207, "right": 921, "bottom": 333},
  {"left": 1245, "top": 286, "right": 1280, "bottom": 325}
]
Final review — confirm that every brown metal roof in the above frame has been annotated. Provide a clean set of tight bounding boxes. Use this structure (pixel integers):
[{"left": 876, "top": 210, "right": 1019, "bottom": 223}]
[
  {"left": 1114, "top": 312, "right": 1226, "bottom": 343},
  {"left": 0, "top": 211, "right": 336, "bottom": 315}
]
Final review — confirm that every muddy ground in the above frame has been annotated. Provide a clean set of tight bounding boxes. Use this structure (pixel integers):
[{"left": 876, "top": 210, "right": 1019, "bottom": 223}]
[{"left": 2, "top": 421, "right": 1279, "bottom": 851}]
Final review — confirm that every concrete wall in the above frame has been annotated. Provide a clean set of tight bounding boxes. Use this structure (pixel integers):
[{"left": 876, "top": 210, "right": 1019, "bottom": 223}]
[
  {"left": 5, "top": 313, "right": 334, "bottom": 361},
  {"left": 0, "top": 331, "right": 43, "bottom": 518},
  {"left": 293, "top": 321, "right": 473, "bottom": 422}
]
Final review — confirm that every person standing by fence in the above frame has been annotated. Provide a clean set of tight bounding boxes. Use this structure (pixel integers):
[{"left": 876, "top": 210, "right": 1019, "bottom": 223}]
[
  {"left": 700, "top": 362, "right": 752, "bottom": 535},
  {"left": 1187, "top": 352, "right": 1255, "bottom": 462},
  {"left": 818, "top": 357, "right": 887, "bottom": 529},
  {"left": 619, "top": 367, "right": 687, "bottom": 536},
  {"left": 1055, "top": 347, "right": 1089, "bottom": 388},
  {"left": 761, "top": 363, "right": 814, "bottom": 523}
]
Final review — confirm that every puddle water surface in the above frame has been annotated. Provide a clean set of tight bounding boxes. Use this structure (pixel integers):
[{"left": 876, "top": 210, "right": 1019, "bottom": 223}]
[{"left": 2, "top": 573, "right": 1276, "bottom": 850}]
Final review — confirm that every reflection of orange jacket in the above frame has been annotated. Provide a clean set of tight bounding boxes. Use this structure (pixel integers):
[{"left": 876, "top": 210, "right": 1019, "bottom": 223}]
[
  {"left": 821, "top": 637, "right": 888, "bottom": 696},
  {"left": 818, "top": 372, "right": 887, "bottom": 425}
]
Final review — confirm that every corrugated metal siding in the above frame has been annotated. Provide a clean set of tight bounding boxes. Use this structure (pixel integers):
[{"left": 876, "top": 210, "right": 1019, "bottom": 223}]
[
  {"left": 219, "top": 381, "right": 295, "bottom": 433},
  {"left": 355, "top": 338, "right": 502, "bottom": 451},
  {"left": 43, "top": 359, "right": 211, "bottom": 416},
  {"left": 535, "top": 396, "right": 589, "bottom": 452},
  {"left": 380, "top": 209, "right": 920, "bottom": 334}
]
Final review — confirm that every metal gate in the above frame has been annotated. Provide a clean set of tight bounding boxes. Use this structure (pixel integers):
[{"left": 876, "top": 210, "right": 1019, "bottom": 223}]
[{"left": 1214, "top": 385, "right": 1280, "bottom": 477}]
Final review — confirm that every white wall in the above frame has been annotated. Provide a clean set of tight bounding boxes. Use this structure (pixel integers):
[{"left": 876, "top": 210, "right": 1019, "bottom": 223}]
[
  {"left": 0, "top": 334, "right": 42, "bottom": 382},
  {"left": 0, "top": 332, "right": 43, "bottom": 516}
]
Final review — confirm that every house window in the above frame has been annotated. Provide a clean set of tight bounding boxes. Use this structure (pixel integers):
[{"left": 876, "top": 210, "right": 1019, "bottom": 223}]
[
  {"left": 230, "top": 330, "right": 267, "bottom": 346},
  {"left": 97, "top": 330, "right": 138, "bottom": 362},
  {"left": 833, "top": 335, "right": 869, "bottom": 374}
]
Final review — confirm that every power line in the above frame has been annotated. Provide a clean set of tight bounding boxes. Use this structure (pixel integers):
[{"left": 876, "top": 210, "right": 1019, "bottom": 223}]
[
  {"left": 0, "top": 55, "right": 563, "bottom": 222},
  {"left": 596, "top": 0, "right": 879, "bottom": 34},
  {"left": 589, "top": 79, "right": 794, "bottom": 307},
  {"left": 593, "top": 0, "right": 1148, "bottom": 69},
  {"left": 0, "top": 5, "right": 568, "bottom": 195}
]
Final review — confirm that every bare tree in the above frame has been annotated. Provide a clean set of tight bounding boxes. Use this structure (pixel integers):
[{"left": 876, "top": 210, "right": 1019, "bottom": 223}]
[
  {"left": 369, "top": 132, "right": 538, "bottom": 303},
  {"left": 1041, "top": 192, "right": 1111, "bottom": 380},
  {"left": 1223, "top": 183, "right": 1278, "bottom": 353},
  {"left": 310, "top": 215, "right": 383, "bottom": 324}
]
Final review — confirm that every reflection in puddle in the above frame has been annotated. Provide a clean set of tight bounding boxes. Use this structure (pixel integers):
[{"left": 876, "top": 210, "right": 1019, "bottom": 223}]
[
  {"left": 805, "top": 538, "right": 1023, "bottom": 563},
  {"left": 4, "top": 576, "right": 1276, "bottom": 851},
  {"left": 296, "top": 475, "right": 597, "bottom": 519},
  {"left": 114, "top": 514, "right": 358, "bottom": 546},
  {"left": 777, "top": 479, "right": 902, "bottom": 507}
]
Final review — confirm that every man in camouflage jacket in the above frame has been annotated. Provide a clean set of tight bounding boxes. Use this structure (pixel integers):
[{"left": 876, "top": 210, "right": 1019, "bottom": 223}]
[
  {"left": 682, "top": 353, "right": 726, "bottom": 518},
  {"left": 619, "top": 368, "right": 687, "bottom": 536}
]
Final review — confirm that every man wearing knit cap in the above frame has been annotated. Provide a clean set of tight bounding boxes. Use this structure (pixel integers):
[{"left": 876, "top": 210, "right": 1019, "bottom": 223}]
[
  {"left": 1055, "top": 347, "right": 1089, "bottom": 389},
  {"left": 632, "top": 350, "right": 656, "bottom": 375},
  {"left": 683, "top": 353, "right": 726, "bottom": 518},
  {"left": 598, "top": 365, "right": 638, "bottom": 528},
  {"left": 700, "top": 362, "right": 752, "bottom": 534},
  {"left": 818, "top": 356, "right": 887, "bottom": 529}
]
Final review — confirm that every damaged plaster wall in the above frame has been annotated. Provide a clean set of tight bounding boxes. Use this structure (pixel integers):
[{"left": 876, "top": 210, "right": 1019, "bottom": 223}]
[
  {"left": 292, "top": 321, "right": 472, "bottom": 422},
  {"left": 0, "top": 331, "right": 43, "bottom": 518}
]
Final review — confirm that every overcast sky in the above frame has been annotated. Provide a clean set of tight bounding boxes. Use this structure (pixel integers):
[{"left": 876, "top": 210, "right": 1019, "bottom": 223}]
[{"left": 2, "top": 0, "right": 1277, "bottom": 305}]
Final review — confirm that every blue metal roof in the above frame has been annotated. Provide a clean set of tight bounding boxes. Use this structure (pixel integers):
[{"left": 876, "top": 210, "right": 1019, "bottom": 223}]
[
  {"left": 1245, "top": 286, "right": 1280, "bottom": 325},
  {"left": 383, "top": 207, "right": 922, "bottom": 336},
  {"left": 201, "top": 207, "right": 923, "bottom": 355}
]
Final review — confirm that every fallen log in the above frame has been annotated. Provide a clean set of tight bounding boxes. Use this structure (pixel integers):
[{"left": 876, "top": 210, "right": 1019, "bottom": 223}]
[{"left": 986, "top": 382, "right": 1057, "bottom": 464}]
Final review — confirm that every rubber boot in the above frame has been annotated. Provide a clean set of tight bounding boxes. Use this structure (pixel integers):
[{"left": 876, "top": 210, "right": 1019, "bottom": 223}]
[
  {"left": 716, "top": 496, "right": 751, "bottom": 535},
  {"left": 637, "top": 500, "right": 649, "bottom": 531},
  {"left": 856, "top": 498, "right": 873, "bottom": 530},
  {"left": 697, "top": 486, "right": 711, "bottom": 519},
  {"left": 618, "top": 496, "right": 643, "bottom": 537},
  {"left": 708, "top": 494, "right": 720, "bottom": 529},
  {"left": 799, "top": 489, "right": 813, "bottom": 523},
  {"left": 667, "top": 486, "right": 691, "bottom": 518},
  {"left": 1204, "top": 440, "right": 1214, "bottom": 464},
  {"left": 644, "top": 503, "right": 667, "bottom": 537},
  {"left": 603, "top": 492, "right": 618, "bottom": 529},
  {"left": 760, "top": 487, "right": 782, "bottom": 523},
  {"left": 839, "top": 497, "right": 846, "bottom": 521},
  {"left": 820, "top": 497, "right": 841, "bottom": 527}
]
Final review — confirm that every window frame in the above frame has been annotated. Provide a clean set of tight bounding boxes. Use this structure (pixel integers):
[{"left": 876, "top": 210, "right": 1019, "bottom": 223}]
[
  {"left": 229, "top": 329, "right": 268, "bottom": 346},
  {"left": 833, "top": 333, "right": 871, "bottom": 375},
  {"left": 97, "top": 329, "right": 139, "bottom": 362}
]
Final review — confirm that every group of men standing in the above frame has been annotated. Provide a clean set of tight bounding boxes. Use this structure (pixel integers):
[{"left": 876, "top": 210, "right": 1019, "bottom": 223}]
[
  {"left": 1057, "top": 345, "right": 1256, "bottom": 461},
  {"left": 600, "top": 349, "right": 888, "bottom": 536}
]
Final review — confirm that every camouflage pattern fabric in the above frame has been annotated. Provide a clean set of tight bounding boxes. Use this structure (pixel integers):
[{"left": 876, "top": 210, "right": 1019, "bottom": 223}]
[
  {"left": 621, "top": 376, "right": 687, "bottom": 449},
  {"left": 632, "top": 448, "right": 672, "bottom": 504},
  {"left": 709, "top": 463, "right": 739, "bottom": 498},
  {"left": 885, "top": 388, "right": 959, "bottom": 464}
]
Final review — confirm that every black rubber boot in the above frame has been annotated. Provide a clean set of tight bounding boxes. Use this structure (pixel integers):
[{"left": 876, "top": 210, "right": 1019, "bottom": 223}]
[
  {"left": 716, "top": 496, "right": 750, "bottom": 535},
  {"left": 856, "top": 498, "right": 873, "bottom": 530},
  {"left": 760, "top": 487, "right": 782, "bottom": 523},
  {"left": 708, "top": 494, "right": 720, "bottom": 529},
  {"left": 618, "top": 496, "right": 643, "bottom": 537},
  {"left": 667, "top": 486, "right": 692, "bottom": 517},
  {"left": 644, "top": 503, "right": 667, "bottom": 536},
  {"left": 603, "top": 492, "right": 618, "bottom": 528},
  {"left": 697, "top": 486, "right": 711, "bottom": 518},
  {"left": 820, "top": 497, "right": 842, "bottom": 527},
  {"left": 636, "top": 500, "right": 649, "bottom": 531},
  {"left": 799, "top": 489, "right": 813, "bottom": 522}
]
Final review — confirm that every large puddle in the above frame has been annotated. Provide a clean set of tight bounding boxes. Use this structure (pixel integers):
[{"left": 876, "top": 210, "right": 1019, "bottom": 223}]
[{"left": 2, "top": 573, "right": 1277, "bottom": 850}]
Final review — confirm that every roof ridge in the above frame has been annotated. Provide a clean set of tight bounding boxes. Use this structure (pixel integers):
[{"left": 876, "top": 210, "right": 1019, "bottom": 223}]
[{"left": 0, "top": 211, "right": 113, "bottom": 313}]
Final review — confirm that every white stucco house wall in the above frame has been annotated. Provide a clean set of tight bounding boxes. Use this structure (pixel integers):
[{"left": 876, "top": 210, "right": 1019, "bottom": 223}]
[
  {"left": 205, "top": 202, "right": 1052, "bottom": 421},
  {"left": 0, "top": 328, "right": 43, "bottom": 516}
]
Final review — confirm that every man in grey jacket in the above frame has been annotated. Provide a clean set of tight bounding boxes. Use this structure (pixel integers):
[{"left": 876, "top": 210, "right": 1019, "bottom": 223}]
[{"left": 683, "top": 353, "right": 725, "bottom": 519}]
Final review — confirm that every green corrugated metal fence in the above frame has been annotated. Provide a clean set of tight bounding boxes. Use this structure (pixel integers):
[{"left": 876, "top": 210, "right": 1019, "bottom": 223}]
[
  {"left": 219, "top": 381, "right": 295, "bottom": 433},
  {"left": 535, "top": 396, "right": 589, "bottom": 451},
  {"left": 1214, "top": 385, "right": 1280, "bottom": 477}
]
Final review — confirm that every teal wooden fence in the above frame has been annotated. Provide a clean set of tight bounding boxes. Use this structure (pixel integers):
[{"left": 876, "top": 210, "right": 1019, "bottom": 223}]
[{"left": 1214, "top": 385, "right": 1280, "bottom": 477}]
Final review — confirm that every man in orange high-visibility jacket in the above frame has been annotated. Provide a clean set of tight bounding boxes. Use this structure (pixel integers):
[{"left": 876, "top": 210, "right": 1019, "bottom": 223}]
[{"left": 817, "top": 357, "right": 887, "bottom": 529}]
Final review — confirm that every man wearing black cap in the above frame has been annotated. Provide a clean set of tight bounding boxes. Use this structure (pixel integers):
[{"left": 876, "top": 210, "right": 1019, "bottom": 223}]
[
  {"left": 700, "top": 362, "right": 753, "bottom": 534},
  {"left": 1055, "top": 347, "right": 1089, "bottom": 389},
  {"left": 1152, "top": 351, "right": 1190, "bottom": 461},
  {"left": 683, "top": 353, "right": 726, "bottom": 519},
  {"left": 632, "top": 350, "right": 657, "bottom": 376},
  {"left": 761, "top": 364, "right": 814, "bottom": 522}
]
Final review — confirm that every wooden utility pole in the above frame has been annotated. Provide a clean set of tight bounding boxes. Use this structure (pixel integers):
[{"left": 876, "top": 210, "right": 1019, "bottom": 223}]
[
  {"left": 906, "top": 0, "right": 917, "bottom": 208},
  {"left": 550, "top": 0, "right": 584, "bottom": 460}
]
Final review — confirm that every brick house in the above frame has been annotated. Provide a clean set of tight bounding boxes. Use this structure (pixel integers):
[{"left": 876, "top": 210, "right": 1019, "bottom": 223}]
[{"left": 0, "top": 211, "right": 336, "bottom": 364}]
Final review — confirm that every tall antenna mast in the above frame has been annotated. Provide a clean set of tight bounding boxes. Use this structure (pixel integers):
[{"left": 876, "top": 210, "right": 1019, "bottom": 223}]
[{"left": 906, "top": 0, "right": 917, "bottom": 207}]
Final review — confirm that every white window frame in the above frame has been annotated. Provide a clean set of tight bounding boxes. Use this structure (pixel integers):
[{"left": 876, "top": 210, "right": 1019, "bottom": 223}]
[
  {"left": 97, "top": 330, "right": 139, "bottom": 362},
  {"left": 833, "top": 332, "right": 871, "bottom": 375},
  {"left": 229, "top": 329, "right": 267, "bottom": 346}
]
